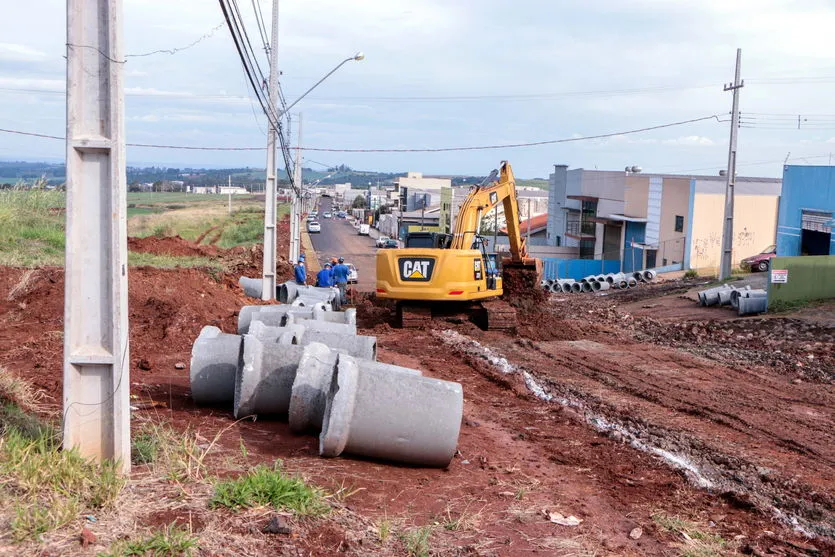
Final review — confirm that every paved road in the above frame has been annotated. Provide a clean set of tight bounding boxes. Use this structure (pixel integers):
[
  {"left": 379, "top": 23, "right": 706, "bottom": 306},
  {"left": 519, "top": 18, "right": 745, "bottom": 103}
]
[{"left": 308, "top": 198, "right": 378, "bottom": 291}]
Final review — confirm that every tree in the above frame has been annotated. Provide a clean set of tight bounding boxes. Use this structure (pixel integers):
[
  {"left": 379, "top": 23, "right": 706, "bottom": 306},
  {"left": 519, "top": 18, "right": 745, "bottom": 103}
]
[{"left": 352, "top": 194, "right": 367, "bottom": 209}]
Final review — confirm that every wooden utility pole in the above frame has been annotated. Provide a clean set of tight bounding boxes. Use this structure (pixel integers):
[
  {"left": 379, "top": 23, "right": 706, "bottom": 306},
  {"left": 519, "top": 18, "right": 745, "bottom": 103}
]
[
  {"left": 64, "top": 0, "right": 130, "bottom": 471},
  {"left": 719, "top": 48, "right": 744, "bottom": 280}
]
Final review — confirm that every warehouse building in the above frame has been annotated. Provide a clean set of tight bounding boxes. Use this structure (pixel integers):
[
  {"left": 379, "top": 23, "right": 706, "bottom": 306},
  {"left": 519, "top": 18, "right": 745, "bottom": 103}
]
[{"left": 776, "top": 165, "right": 835, "bottom": 256}]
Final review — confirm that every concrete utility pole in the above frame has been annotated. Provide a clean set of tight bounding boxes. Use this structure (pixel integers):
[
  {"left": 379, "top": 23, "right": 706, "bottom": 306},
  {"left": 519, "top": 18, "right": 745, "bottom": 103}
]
[
  {"left": 64, "top": 0, "right": 130, "bottom": 471},
  {"left": 228, "top": 175, "right": 232, "bottom": 214},
  {"left": 261, "top": 0, "right": 280, "bottom": 300},
  {"left": 290, "top": 113, "right": 303, "bottom": 262},
  {"left": 719, "top": 48, "right": 744, "bottom": 280}
]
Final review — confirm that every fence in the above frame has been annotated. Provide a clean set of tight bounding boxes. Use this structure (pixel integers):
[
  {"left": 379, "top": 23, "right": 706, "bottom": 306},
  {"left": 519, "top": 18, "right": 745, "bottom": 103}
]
[
  {"left": 541, "top": 258, "right": 620, "bottom": 280},
  {"left": 768, "top": 255, "right": 835, "bottom": 306}
]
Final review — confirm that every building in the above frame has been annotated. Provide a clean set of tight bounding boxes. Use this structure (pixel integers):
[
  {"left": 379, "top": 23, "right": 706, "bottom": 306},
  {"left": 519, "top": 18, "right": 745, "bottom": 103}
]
[
  {"left": 393, "top": 172, "right": 451, "bottom": 192},
  {"left": 547, "top": 164, "right": 782, "bottom": 273},
  {"left": 217, "top": 185, "right": 249, "bottom": 195},
  {"left": 776, "top": 165, "right": 835, "bottom": 256},
  {"left": 684, "top": 177, "right": 782, "bottom": 272}
]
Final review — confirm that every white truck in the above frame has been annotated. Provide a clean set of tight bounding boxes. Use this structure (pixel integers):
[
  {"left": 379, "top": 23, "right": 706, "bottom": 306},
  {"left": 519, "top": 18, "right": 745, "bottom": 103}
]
[{"left": 358, "top": 223, "right": 370, "bottom": 235}]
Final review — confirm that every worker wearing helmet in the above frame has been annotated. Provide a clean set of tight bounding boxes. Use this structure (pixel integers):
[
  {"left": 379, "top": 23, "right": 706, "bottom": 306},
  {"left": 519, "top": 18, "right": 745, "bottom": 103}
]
[
  {"left": 316, "top": 263, "right": 334, "bottom": 287},
  {"left": 294, "top": 258, "right": 306, "bottom": 285},
  {"left": 332, "top": 256, "right": 350, "bottom": 304}
]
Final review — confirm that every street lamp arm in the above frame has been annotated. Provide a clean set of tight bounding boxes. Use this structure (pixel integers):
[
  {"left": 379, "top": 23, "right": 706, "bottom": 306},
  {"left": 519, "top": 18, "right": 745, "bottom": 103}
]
[{"left": 280, "top": 54, "right": 362, "bottom": 116}]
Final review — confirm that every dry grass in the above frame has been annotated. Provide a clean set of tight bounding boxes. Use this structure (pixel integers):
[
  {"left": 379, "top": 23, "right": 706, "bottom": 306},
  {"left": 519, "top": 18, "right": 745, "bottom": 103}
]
[
  {"left": 653, "top": 511, "right": 732, "bottom": 556},
  {"left": 6, "top": 269, "right": 41, "bottom": 301}
]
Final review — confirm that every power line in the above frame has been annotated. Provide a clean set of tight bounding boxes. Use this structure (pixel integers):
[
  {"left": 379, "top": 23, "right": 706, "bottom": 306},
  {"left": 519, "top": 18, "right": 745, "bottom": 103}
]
[
  {"left": 64, "top": 22, "right": 225, "bottom": 64},
  {"left": 0, "top": 114, "right": 723, "bottom": 153}
]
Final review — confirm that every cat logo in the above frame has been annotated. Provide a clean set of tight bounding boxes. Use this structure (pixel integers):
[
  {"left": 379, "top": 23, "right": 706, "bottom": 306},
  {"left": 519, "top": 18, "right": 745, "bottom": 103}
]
[{"left": 399, "top": 257, "right": 435, "bottom": 282}]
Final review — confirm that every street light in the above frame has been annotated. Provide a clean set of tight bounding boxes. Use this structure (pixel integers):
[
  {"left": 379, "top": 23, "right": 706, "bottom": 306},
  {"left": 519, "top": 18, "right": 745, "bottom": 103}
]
[{"left": 279, "top": 52, "right": 365, "bottom": 117}]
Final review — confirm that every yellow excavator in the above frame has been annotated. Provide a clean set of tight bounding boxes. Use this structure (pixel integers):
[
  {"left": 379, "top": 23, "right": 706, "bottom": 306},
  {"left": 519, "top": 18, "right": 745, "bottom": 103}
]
[{"left": 375, "top": 161, "right": 542, "bottom": 330}]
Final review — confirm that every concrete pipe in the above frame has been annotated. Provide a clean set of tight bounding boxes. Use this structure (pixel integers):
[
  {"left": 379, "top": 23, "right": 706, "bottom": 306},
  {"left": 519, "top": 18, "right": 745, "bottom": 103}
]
[
  {"left": 581, "top": 281, "right": 593, "bottom": 292},
  {"left": 738, "top": 291, "right": 768, "bottom": 316},
  {"left": 234, "top": 332, "right": 306, "bottom": 418},
  {"left": 643, "top": 269, "right": 657, "bottom": 281},
  {"left": 286, "top": 312, "right": 357, "bottom": 335},
  {"left": 248, "top": 320, "right": 376, "bottom": 361},
  {"left": 289, "top": 343, "right": 420, "bottom": 434},
  {"left": 627, "top": 277, "right": 638, "bottom": 288},
  {"left": 291, "top": 296, "right": 332, "bottom": 310},
  {"left": 570, "top": 282, "right": 583, "bottom": 293},
  {"left": 190, "top": 326, "right": 243, "bottom": 406},
  {"left": 592, "top": 280, "right": 610, "bottom": 292},
  {"left": 717, "top": 287, "right": 736, "bottom": 306},
  {"left": 595, "top": 275, "right": 607, "bottom": 282},
  {"left": 238, "top": 305, "right": 304, "bottom": 334},
  {"left": 319, "top": 353, "right": 463, "bottom": 467},
  {"left": 559, "top": 282, "right": 572, "bottom": 293},
  {"left": 239, "top": 276, "right": 263, "bottom": 299},
  {"left": 699, "top": 284, "right": 731, "bottom": 307},
  {"left": 632, "top": 271, "right": 645, "bottom": 282},
  {"left": 605, "top": 273, "right": 623, "bottom": 284},
  {"left": 549, "top": 282, "right": 561, "bottom": 293},
  {"left": 617, "top": 280, "right": 629, "bottom": 289},
  {"left": 277, "top": 281, "right": 300, "bottom": 304}
]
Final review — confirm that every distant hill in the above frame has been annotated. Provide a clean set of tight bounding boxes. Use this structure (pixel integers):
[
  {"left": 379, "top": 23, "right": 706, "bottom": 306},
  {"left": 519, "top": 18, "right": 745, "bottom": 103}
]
[{"left": 0, "top": 161, "right": 547, "bottom": 190}]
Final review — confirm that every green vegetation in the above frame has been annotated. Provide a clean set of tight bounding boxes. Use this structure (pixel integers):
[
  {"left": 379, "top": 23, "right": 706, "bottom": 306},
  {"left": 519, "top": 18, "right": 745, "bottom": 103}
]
[
  {"left": 128, "top": 252, "right": 224, "bottom": 270},
  {"left": 0, "top": 187, "right": 65, "bottom": 266},
  {"left": 210, "top": 462, "right": 328, "bottom": 516},
  {"left": 517, "top": 178, "right": 549, "bottom": 190},
  {"left": 652, "top": 512, "right": 729, "bottom": 556},
  {"left": 98, "top": 525, "right": 199, "bottom": 557},
  {"left": 400, "top": 526, "right": 433, "bottom": 557},
  {"left": 0, "top": 426, "right": 125, "bottom": 542},
  {"left": 683, "top": 269, "right": 699, "bottom": 279}
]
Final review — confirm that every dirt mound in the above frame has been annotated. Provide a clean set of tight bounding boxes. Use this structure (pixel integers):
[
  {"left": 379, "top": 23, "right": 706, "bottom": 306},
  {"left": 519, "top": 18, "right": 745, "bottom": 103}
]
[
  {"left": 128, "top": 235, "right": 220, "bottom": 257},
  {"left": 0, "top": 266, "right": 253, "bottom": 403},
  {"left": 501, "top": 263, "right": 547, "bottom": 310}
]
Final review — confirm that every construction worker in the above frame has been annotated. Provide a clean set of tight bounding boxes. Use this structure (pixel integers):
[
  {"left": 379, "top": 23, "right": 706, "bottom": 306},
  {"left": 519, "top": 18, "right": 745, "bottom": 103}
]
[
  {"left": 294, "top": 258, "right": 306, "bottom": 285},
  {"left": 332, "top": 257, "right": 350, "bottom": 304},
  {"left": 316, "top": 263, "right": 334, "bottom": 287}
]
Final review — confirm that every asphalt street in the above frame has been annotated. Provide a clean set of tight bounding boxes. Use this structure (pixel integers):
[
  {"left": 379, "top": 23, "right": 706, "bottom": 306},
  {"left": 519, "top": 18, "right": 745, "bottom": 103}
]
[{"left": 308, "top": 198, "right": 378, "bottom": 291}]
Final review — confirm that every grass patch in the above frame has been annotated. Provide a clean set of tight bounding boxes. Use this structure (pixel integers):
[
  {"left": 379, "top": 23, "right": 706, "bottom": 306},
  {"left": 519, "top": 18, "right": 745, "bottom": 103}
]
[
  {"left": 126, "top": 206, "right": 162, "bottom": 218},
  {"left": 128, "top": 252, "right": 224, "bottom": 270},
  {"left": 129, "top": 422, "right": 214, "bottom": 482},
  {"left": 131, "top": 430, "right": 159, "bottom": 465},
  {"left": 400, "top": 525, "right": 433, "bottom": 557},
  {"left": 0, "top": 187, "right": 65, "bottom": 266},
  {"left": 210, "top": 462, "right": 328, "bottom": 516},
  {"left": 653, "top": 512, "right": 729, "bottom": 556},
  {"left": 99, "top": 524, "right": 199, "bottom": 557},
  {"left": 767, "top": 297, "right": 826, "bottom": 313},
  {"left": 0, "top": 426, "right": 125, "bottom": 542},
  {"left": 683, "top": 269, "right": 699, "bottom": 279}
]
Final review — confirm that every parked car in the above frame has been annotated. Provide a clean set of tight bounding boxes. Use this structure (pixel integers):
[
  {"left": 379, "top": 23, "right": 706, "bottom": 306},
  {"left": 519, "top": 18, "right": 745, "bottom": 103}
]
[
  {"left": 336, "top": 211, "right": 347, "bottom": 218},
  {"left": 375, "top": 235, "right": 390, "bottom": 248},
  {"left": 740, "top": 244, "right": 776, "bottom": 272},
  {"left": 347, "top": 263, "right": 358, "bottom": 284},
  {"left": 323, "top": 211, "right": 332, "bottom": 219},
  {"left": 381, "top": 239, "right": 399, "bottom": 249},
  {"left": 307, "top": 221, "right": 321, "bottom": 233},
  {"left": 306, "top": 214, "right": 316, "bottom": 222}
]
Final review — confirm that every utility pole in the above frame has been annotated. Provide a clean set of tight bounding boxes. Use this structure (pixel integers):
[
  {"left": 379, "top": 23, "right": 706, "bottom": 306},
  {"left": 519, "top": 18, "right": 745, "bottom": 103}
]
[
  {"left": 719, "top": 48, "right": 744, "bottom": 280},
  {"left": 261, "top": 0, "right": 280, "bottom": 300},
  {"left": 64, "top": 0, "right": 130, "bottom": 471},
  {"left": 290, "top": 113, "right": 303, "bottom": 262},
  {"left": 228, "top": 175, "right": 232, "bottom": 214}
]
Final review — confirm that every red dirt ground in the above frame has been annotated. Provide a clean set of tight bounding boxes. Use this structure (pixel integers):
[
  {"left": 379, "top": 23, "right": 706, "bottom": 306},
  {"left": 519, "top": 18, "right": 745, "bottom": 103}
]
[{"left": 0, "top": 252, "right": 833, "bottom": 554}]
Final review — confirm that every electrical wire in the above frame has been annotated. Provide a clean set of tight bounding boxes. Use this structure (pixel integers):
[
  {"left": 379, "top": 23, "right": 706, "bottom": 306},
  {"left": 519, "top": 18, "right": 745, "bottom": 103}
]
[
  {"left": 250, "top": 0, "right": 271, "bottom": 59},
  {"left": 0, "top": 114, "right": 723, "bottom": 153}
]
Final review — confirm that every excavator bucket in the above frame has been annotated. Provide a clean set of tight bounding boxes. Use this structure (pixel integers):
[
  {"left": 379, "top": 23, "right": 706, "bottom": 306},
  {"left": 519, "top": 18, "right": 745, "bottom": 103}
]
[{"left": 500, "top": 257, "right": 544, "bottom": 300}]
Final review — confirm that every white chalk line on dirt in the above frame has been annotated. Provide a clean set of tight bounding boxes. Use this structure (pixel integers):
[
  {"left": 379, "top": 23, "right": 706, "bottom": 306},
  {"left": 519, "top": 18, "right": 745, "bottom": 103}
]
[{"left": 436, "top": 329, "right": 713, "bottom": 489}]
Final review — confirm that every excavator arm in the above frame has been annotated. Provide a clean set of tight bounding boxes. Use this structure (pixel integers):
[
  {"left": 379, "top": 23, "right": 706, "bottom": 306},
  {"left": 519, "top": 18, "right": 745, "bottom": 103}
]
[{"left": 451, "top": 161, "right": 530, "bottom": 263}]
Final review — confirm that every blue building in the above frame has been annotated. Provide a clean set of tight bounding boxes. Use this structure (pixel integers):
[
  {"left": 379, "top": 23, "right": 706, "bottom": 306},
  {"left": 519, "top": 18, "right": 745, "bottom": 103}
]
[{"left": 777, "top": 166, "right": 835, "bottom": 256}]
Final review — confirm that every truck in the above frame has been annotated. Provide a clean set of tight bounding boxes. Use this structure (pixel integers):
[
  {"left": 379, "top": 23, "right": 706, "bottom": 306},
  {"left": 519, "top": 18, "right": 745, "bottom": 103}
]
[{"left": 358, "top": 223, "right": 370, "bottom": 235}]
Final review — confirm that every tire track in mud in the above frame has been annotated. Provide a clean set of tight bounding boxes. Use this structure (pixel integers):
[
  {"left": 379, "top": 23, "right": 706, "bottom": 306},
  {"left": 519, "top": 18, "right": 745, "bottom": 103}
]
[{"left": 434, "top": 329, "right": 835, "bottom": 539}]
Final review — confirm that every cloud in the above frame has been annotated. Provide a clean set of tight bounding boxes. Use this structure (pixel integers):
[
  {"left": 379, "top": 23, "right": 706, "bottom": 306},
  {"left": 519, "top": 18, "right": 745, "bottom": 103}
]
[
  {"left": 662, "top": 136, "right": 716, "bottom": 146},
  {"left": 0, "top": 43, "right": 46, "bottom": 62}
]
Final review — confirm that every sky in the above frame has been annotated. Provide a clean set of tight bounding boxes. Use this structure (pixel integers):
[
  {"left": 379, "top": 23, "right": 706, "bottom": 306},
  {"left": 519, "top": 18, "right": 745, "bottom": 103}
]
[{"left": 2, "top": 0, "right": 835, "bottom": 178}]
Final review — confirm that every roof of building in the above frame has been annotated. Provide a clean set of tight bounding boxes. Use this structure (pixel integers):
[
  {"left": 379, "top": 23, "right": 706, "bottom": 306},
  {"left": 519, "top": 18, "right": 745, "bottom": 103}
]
[{"left": 500, "top": 213, "right": 548, "bottom": 234}]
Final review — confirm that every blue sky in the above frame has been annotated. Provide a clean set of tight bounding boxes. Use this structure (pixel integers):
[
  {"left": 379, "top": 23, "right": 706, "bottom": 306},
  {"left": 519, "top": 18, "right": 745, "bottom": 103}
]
[{"left": 2, "top": 0, "right": 835, "bottom": 178}]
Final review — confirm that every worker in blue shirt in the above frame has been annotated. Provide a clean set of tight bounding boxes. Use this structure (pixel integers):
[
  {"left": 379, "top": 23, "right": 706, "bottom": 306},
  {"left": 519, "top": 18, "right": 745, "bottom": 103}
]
[
  {"left": 332, "top": 257, "right": 350, "bottom": 304},
  {"left": 294, "top": 258, "right": 306, "bottom": 285},
  {"left": 316, "top": 263, "right": 334, "bottom": 287}
]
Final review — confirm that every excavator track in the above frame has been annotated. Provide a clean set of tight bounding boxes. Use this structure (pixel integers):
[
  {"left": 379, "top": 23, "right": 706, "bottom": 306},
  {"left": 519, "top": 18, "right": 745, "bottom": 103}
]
[
  {"left": 480, "top": 300, "right": 518, "bottom": 332},
  {"left": 397, "top": 303, "right": 433, "bottom": 329}
]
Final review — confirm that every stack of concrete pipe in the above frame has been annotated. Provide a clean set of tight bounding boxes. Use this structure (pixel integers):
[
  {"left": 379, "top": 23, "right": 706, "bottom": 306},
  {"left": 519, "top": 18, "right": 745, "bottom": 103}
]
[
  {"left": 696, "top": 284, "right": 768, "bottom": 316},
  {"left": 189, "top": 305, "right": 463, "bottom": 467},
  {"left": 541, "top": 270, "right": 655, "bottom": 294},
  {"left": 239, "top": 278, "right": 340, "bottom": 309}
]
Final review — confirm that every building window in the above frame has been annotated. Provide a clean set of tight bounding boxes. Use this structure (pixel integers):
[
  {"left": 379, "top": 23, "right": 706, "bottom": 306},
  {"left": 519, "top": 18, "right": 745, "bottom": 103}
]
[{"left": 675, "top": 215, "right": 684, "bottom": 232}]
